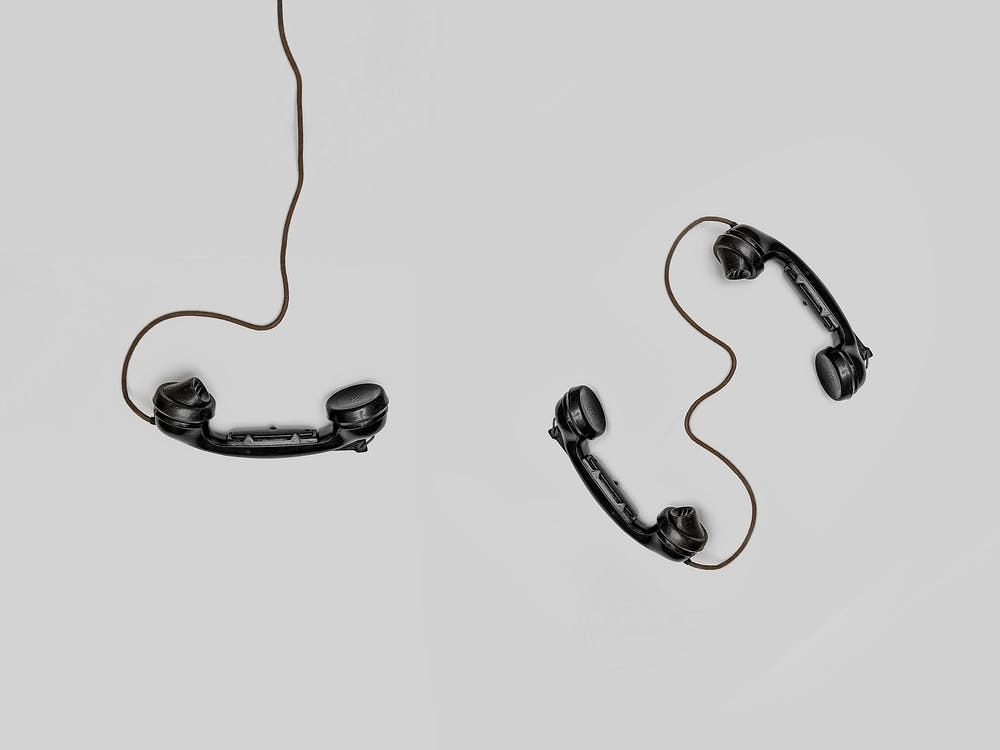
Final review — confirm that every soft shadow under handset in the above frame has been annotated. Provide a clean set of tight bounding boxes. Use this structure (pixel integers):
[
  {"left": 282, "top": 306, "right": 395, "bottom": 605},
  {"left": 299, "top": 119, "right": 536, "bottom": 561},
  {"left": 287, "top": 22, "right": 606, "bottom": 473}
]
[{"left": 119, "top": 1, "right": 389, "bottom": 458}]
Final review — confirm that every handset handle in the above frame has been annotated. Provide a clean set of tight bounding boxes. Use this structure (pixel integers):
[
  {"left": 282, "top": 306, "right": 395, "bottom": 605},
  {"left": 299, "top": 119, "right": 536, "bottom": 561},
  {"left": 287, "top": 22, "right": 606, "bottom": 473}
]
[
  {"left": 783, "top": 258, "right": 844, "bottom": 335},
  {"left": 719, "top": 224, "right": 872, "bottom": 361},
  {"left": 774, "top": 243, "right": 872, "bottom": 362},
  {"left": 152, "top": 378, "right": 388, "bottom": 458},
  {"left": 553, "top": 431, "right": 655, "bottom": 544}
]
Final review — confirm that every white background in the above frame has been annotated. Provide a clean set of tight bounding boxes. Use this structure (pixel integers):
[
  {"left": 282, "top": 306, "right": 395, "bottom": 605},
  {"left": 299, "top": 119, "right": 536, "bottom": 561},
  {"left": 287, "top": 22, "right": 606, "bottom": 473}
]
[{"left": 2, "top": 1, "right": 998, "bottom": 747}]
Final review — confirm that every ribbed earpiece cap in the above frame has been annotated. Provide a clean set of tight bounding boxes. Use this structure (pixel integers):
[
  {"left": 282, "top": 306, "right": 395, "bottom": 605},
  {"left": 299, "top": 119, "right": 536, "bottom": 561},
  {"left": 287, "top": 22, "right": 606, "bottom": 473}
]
[
  {"left": 153, "top": 377, "right": 216, "bottom": 425},
  {"left": 716, "top": 249, "right": 754, "bottom": 280},
  {"left": 656, "top": 506, "right": 708, "bottom": 562},
  {"left": 713, "top": 228, "right": 765, "bottom": 280}
]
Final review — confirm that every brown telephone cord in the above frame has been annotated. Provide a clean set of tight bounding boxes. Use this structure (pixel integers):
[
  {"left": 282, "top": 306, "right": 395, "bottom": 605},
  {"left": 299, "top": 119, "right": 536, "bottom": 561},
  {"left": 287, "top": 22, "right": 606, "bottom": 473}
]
[
  {"left": 121, "top": 0, "right": 303, "bottom": 424},
  {"left": 663, "top": 216, "right": 757, "bottom": 570}
]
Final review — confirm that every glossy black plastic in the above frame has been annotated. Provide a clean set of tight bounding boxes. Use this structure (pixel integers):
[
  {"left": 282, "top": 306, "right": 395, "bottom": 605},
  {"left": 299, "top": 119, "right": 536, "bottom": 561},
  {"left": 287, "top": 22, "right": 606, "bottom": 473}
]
[
  {"left": 549, "top": 386, "right": 707, "bottom": 562},
  {"left": 714, "top": 224, "right": 873, "bottom": 400},
  {"left": 153, "top": 377, "right": 388, "bottom": 457}
]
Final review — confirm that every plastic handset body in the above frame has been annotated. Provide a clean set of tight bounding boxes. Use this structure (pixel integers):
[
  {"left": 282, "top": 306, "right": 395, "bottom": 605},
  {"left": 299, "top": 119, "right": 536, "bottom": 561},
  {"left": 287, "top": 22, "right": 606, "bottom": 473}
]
[
  {"left": 549, "top": 386, "right": 708, "bottom": 563},
  {"left": 154, "top": 419, "right": 374, "bottom": 457},
  {"left": 549, "top": 409, "right": 678, "bottom": 560},
  {"left": 777, "top": 246, "right": 870, "bottom": 356},
  {"left": 151, "top": 378, "right": 388, "bottom": 458},
  {"left": 728, "top": 225, "right": 873, "bottom": 364}
]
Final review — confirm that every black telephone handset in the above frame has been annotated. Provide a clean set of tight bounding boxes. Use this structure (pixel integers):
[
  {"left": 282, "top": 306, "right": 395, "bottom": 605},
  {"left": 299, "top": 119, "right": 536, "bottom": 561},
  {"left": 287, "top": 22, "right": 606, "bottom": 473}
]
[
  {"left": 120, "top": 2, "right": 391, "bottom": 457},
  {"left": 714, "top": 225, "right": 873, "bottom": 400},
  {"left": 548, "top": 386, "right": 708, "bottom": 562},
  {"left": 153, "top": 378, "right": 388, "bottom": 458}
]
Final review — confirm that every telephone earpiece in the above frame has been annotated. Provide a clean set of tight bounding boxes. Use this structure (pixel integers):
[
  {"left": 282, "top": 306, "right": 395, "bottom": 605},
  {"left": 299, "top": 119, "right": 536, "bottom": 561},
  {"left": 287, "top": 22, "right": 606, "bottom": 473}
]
[
  {"left": 713, "top": 224, "right": 873, "bottom": 401},
  {"left": 657, "top": 507, "right": 709, "bottom": 562},
  {"left": 152, "top": 377, "right": 388, "bottom": 457},
  {"left": 326, "top": 383, "right": 391, "bottom": 437},
  {"left": 815, "top": 346, "right": 866, "bottom": 401},
  {"left": 561, "top": 384, "right": 607, "bottom": 439},
  {"left": 549, "top": 386, "right": 708, "bottom": 564},
  {"left": 713, "top": 229, "right": 765, "bottom": 280}
]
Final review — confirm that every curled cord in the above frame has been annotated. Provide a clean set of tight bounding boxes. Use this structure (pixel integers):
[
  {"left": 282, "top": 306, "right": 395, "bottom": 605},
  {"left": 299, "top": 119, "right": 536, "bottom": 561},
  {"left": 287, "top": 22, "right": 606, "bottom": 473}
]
[
  {"left": 120, "top": 0, "right": 304, "bottom": 423},
  {"left": 663, "top": 216, "right": 757, "bottom": 571}
]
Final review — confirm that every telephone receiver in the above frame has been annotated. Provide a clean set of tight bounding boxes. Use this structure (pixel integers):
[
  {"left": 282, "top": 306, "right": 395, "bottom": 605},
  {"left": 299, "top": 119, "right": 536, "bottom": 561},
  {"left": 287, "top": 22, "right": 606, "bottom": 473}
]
[
  {"left": 714, "top": 224, "right": 873, "bottom": 400},
  {"left": 121, "top": 3, "right": 391, "bottom": 458},
  {"left": 152, "top": 377, "right": 389, "bottom": 458},
  {"left": 548, "top": 386, "right": 708, "bottom": 563}
]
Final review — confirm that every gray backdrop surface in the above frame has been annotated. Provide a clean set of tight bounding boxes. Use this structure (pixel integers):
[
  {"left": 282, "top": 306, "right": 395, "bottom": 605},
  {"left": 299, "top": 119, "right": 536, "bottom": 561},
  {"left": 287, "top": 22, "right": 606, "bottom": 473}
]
[{"left": 1, "top": 1, "right": 996, "bottom": 747}]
